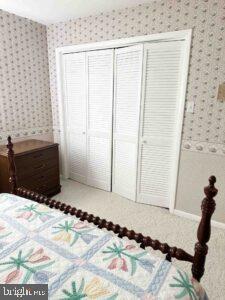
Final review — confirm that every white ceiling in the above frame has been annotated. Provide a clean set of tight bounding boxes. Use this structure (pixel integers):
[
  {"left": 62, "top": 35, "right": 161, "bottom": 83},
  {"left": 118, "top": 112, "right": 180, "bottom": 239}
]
[{"left": 0, "top": 0, "right": 156, "bottom": 25}]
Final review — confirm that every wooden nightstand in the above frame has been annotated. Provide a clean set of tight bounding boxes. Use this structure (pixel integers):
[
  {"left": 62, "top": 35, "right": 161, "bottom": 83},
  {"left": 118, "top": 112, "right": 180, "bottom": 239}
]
[{"left": 0, "top": 139, "right": 61, "bottom": 197}]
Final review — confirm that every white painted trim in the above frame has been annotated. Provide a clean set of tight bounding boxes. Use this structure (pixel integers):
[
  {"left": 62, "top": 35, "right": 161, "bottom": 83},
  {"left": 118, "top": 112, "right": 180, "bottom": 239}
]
[
  {"left": 56, "top": 30, "right": 192, "bottom": 208},
  {"left": 56, "top": 49, "right": 69, "bottom": 179},
  {"left": 174, "top": 209, "right": 225, "bottom": 230},
  {"left": 169, "top": 30, "right": 192, "bottom": 213},
  {"left": 56, "top": 30, "right": 192, "bottom": 55}
]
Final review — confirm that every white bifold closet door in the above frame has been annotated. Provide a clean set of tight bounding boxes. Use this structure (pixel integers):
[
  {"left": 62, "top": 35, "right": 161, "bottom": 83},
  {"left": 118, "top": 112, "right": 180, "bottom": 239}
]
[
  {"left": 112, "top": 45, "right": 143, "bottom": 200},
  {"left": 86, "top": 50, "right": 113, "bottom": 191},
  {"left": 63, "top": 52, "right": 87, "bottom": 184},
  {"left": 137, "top": 41, "right": 185, "bottom": 208},
  {"left": 63, "top": 49, "right": 113, "bottom": 191}
]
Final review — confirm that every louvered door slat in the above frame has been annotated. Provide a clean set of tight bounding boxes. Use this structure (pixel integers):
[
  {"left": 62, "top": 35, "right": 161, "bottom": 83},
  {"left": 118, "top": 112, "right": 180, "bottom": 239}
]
[
  {"left": 86, "top": 49, "right": 113, "bottom": 191},
  {"left": 137, "top": 41, "right": 185, "bottom": 208},
  {"left": 112, "top": 45, "right": 143, "bottom": 200},
  {"left": 63, "top": 53, "right": 87, "bottom": 184}
]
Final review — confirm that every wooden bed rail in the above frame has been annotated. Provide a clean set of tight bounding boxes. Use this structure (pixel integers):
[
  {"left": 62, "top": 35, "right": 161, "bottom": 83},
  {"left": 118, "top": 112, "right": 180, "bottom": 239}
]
[
  {"left": 16, "top": 185, "right": 194, "bottom": 262},
  {"left": 7, "top": 136, "right": 217, "bottom": 282}
]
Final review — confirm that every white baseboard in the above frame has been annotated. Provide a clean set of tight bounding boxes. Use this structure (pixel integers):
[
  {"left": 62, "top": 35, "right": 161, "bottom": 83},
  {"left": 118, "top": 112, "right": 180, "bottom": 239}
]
[{"left": 173, "top": 209, "right": 225, "bottom": 230}]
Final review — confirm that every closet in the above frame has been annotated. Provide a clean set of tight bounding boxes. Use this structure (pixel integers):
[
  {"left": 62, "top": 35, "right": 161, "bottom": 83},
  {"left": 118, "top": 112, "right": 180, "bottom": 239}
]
[{"left": 61, "top": 37, "right": 188, "bottom": 208}]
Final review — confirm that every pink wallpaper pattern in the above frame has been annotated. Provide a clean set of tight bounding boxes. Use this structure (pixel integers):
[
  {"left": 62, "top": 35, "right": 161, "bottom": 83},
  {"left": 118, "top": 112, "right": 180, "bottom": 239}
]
[
  {"left": 0, "top": 10, "right": 52, "bottom": 142},
  {"left": 47, "top": 0, "right": 225, "bottom": 155}
]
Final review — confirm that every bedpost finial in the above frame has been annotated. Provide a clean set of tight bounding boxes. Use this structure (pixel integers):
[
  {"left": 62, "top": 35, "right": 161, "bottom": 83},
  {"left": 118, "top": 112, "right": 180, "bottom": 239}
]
[
  {"left": 209, "top": 175, "right": 216, "bottom": 186},
  {"left": 7, "top": 135, "right": 13, "bottom": 150},
  {"left": 204, "top": 175, "right": 218, "bottom": 199},
  {"left": 6, "top": 136, "right": 17, "bottom": 194},
  {"left": 192, "top": 176, "right": 218, "bottom": 281}
]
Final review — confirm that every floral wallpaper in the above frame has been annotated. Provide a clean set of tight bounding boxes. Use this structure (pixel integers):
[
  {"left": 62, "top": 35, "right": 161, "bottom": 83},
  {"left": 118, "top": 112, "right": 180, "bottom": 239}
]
[
  {"left": 47, "top": 0, "right": 225, "bottom": 155},
  {"left": 0, "top": 9, "right": 52, "bottom": 142}
]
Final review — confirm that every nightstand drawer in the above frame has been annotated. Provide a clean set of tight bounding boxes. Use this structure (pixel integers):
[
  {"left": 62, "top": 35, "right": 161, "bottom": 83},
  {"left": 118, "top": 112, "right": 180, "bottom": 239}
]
[
  {"left": 15, "top": 147, "right": 58, "bottom": 179},
  {"left": 17, "top": 159, "right": 58, "bottom": 180},
  {"left": 18, "top": 167, "right": 60, "bottom": 193},
  {"left": 15, "top": 147, "right": 58, "bottom": 167}
]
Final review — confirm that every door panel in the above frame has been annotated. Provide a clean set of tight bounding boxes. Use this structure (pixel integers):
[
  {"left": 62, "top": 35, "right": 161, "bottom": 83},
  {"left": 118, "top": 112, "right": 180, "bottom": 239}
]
[
  {"left": 112, "top": 45, "right": 143, "bottom": 200},
  {"left": 137, "top": 41, "right": 185, "bottom": 207},
  {"left": 63, "top": 52, "right": 87, "bottom": 184},
  {"left": 86, "top": 49, "right": 114, "bottom": 191}
]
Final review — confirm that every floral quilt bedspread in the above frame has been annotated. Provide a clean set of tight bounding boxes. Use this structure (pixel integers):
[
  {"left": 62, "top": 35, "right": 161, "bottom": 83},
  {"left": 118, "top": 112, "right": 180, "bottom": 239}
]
[{"left": 0, "top": 193, "right": 208, "bottom": 300}]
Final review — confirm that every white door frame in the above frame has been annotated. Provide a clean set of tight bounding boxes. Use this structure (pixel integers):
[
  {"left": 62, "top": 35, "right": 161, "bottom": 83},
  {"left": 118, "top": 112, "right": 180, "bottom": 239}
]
[{"left": 56, "top": 29, "right": 192, "bottom": 212}]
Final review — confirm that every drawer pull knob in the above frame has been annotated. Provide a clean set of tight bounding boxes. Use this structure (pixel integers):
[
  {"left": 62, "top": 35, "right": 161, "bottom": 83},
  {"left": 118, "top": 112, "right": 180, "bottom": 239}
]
[
  {"left": 34, "top": 164, "right": 46, "bottom": 170},
  {"left": 33, "top": 153, "right": 43, "bottom": 159}
]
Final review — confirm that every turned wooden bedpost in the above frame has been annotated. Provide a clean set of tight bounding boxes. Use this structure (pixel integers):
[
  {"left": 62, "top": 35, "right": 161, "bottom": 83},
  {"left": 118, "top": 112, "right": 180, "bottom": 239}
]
[
  {"left": 192, "top": 176, "right": 217, "bottom": 282},
  {"left": 7, "top": 136, "right": 17, "bottom": 195}
]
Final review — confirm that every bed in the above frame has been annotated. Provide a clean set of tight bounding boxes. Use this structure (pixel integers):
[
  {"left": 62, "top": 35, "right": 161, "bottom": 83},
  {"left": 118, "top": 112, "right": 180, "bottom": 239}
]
[{"left": 0, "top": 136, "right": 218, "bottom": 299}]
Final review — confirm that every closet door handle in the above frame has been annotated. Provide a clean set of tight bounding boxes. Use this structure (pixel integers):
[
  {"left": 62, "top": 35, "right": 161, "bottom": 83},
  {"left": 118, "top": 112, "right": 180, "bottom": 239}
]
[
  {"left": 82, "top": 132, "right": 86, "bottom": 135},
  {"left": 142, "top": 140, "right": 147, "bottom": 144}
]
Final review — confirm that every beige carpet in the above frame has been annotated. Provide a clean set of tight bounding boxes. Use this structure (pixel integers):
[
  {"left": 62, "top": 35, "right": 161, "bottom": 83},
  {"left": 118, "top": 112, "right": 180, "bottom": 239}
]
[{"left": 55, "top": 179, "right": 225, "bottom": 299}]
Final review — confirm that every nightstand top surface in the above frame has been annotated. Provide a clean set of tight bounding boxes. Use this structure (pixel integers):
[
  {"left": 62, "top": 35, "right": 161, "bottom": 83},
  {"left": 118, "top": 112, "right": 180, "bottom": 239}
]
[{"left": 0, "top": 139, "right": 58, "bottom": 156}]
